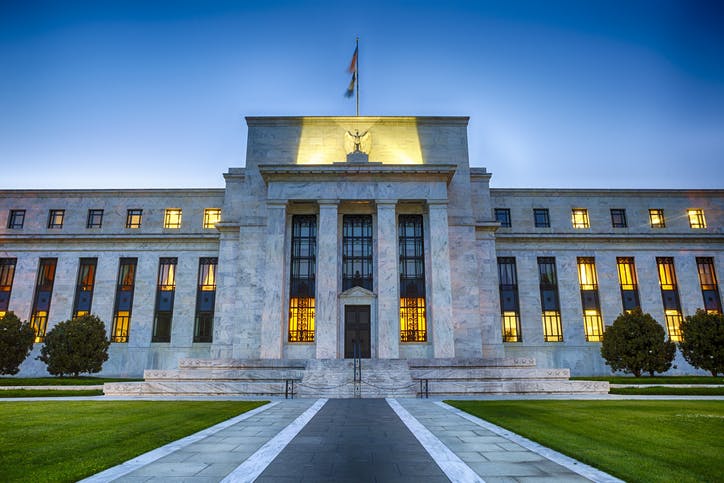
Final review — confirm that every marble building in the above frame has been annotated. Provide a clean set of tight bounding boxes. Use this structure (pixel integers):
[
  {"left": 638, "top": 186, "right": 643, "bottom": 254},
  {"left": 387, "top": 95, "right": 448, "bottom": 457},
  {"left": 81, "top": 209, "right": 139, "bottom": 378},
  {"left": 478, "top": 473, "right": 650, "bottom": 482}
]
[{"left": 1, "top": 116, "right": 722, "bottom": 379}]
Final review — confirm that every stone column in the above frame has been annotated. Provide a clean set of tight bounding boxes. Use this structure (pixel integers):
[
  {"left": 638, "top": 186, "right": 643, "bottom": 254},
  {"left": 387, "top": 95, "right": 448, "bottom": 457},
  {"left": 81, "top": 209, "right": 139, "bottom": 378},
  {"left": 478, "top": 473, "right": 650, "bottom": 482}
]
[
  {"left": 315, "top": 201, "right": 339, "bottom": 359},
  {"left": 376, "top": 200, "right": 399, "bottom": 359},
  {"left": 260, "top": 201, "right": 287, "bottom": 359},
  {"left": 427, "top": 200, "right": 456, "bottom": 358}
]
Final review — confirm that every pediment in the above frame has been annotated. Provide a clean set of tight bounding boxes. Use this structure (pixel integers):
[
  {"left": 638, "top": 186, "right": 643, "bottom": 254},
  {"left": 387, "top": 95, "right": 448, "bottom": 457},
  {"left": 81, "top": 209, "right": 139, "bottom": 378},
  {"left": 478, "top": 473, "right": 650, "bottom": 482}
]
[{"left": 339, "top": 286, "right": 376, "bottom": 299}]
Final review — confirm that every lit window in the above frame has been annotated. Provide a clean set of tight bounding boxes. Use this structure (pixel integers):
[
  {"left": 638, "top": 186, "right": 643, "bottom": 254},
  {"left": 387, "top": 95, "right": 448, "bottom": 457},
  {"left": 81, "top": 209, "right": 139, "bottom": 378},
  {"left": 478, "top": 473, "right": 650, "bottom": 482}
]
[
  {"left": 399, "top": 215, "right": 427, "bottom": 342},
  {"left": 533, "top": 208, "right": 550, "bottom": 228},
  {"left": 203, "top": 208, "right": 222, "bottom": 229},
  {"left": 195, "top": 257, "right": 217, "bottom": 343},
  {"left": 498, "top": 257, "right": 521, "bottom": 342},
  {"left": 87, "top": 209, "right": 103, "bottom": 228},
  {"left": 0, "top": 258, "right": 17, "bottom": 317},
  {"left": 30, "top": 258, "right": 57, "bottom": 342},
  {"left": 687, "top": 209, "right": 706, "bottom": 229},
  {"left": 617, "top": 257, "right": 640, "bottom": 312},
  {"left": 571, "top": 209, "right": 589, "bottom": 228},
  {"left": 152, "top": 258, "right": 177, "bottom": 343},
  {"left": 73, "top": 258, "right": 97, "bottom": 318},
  {"left": 289, "top": 215, "right": 316, "bottom": 342},
  {"left": 112, "top": 311, "right": 131, "bottom": 343},
  {"left": 112, "top": 258, "right": 137, "bottom": 343},
  {"left": 126, "top": 209, "right": 142, "bottom": 229},
  {"left": 48, "top": 209, "right": 64, "bottom": 229},
  {"left": 610, "top": 209, "right": 627, "bottom": 228},
  {"left": 542, "top": 311, "right": 563, "bottom": 342},
  {"left": 656, "top": 257, "right": 683, "bottom": 341},
  {"left": 577, "top": 258, "right": 598, "bottom": 290},
  {"left": 164, "top": 209, "right": 182, "bottom": 229},
  {"left": 577, "top": 257, "right": 603, "bottom": 342},
  {"left": 583, "top": 309, "right": 604, "bottom": 342},
  {"left": 696, "top": 257, "right": 722, "bottom": 314},
  {"left": 664, "top": 309, "right": 683, "bottom": 342},
  {"left": 538, "top": 257, "right": 563, "bottom": 342},
  {"left": 495, "top": 208, "right": 511, "bottom": 227},
  {"left": 649, "top": 209, "right": 665, "bottom": 228},
  {"left": 8, "top": 210, "right": 25, "bottom": 229}
]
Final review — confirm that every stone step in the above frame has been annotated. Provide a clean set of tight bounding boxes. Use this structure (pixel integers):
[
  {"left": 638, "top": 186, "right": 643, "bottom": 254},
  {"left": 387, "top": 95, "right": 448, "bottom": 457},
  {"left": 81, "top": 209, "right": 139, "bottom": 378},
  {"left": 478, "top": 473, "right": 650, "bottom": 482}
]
[
  {"left": 420, "top": 379, "right": 609, "bottom": 395},
  {"left": 103, "top": 380, "right": 293, "bottom": 397}
]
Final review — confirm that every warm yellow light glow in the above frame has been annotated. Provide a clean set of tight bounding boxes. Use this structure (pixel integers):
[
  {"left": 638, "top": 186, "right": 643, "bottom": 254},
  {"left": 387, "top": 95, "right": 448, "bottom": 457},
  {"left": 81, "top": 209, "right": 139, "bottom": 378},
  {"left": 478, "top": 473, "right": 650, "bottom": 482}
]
[
  {"left": 571, "top": 209, "right": 589, "bottom": 228},
  {"left": 201, "top": 264, "right": 216, "bottom": 290},
  {"left": 164, "top": 209, "right": 182, "bottom": 229},
  {"left": 400, "top": 297, "right": 427, "bottom": 342},
  {"left": 288, "top": 297, "right": 315, "bottom": 342},
  {"left": 583, "top": 309, "right": 603, "bottom": 342},
  {"left": 30, "top": 311, "right": 47, "bottom": 343},
  {"left": 657, "top": 260, "right": 676, "bottom": 290},
  {"left": 664, "top": 309, "right": 682, "bottom": 341},
  {"left": 617, "top": 258, "right": 637, "bottom": 290},
  {"left": 112, "top": 311, "right": 130, "bottom": 343},
  {"left": 295, "top": 118, "right": 424, "bottom": 165},
  {"left": 542, "top": 310, "right": 563, "bottom": 342},
  {"left": 502, "top": 311, "right": 520, "bottom": 342},
  {"left": 0, "top": 311, "right": 5, "bottom": 319},
  {"left": 577, "top": 259, "right": 598, "bottom": 289},
  {"left": 687, "top": 209, "right": 706, "bottom": 229},
  {"left": 203, "top": 208, "right": 222, "bottom": 229},
  {"left": 649, "top": 209, "right": 665, "bottom": 227},
  {"left": 74, "top": 311, "right": 89, "bottom": 318}
]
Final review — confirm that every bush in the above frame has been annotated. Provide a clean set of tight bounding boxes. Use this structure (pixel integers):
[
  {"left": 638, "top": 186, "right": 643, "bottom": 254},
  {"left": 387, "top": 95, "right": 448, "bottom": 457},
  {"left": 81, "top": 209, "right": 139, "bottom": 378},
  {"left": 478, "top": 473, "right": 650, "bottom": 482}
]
[
  {"left": 37, "top": 314, "right": 110, "bottom": 377},
  {"left": 601, "top": 308, "right": 676, "bottom": 377},
  {"left": 679, "top": 309, "right": 724, "bottom": 377},
  {"left": 0, "top": 312, "right": 36, "bottom": 375}
]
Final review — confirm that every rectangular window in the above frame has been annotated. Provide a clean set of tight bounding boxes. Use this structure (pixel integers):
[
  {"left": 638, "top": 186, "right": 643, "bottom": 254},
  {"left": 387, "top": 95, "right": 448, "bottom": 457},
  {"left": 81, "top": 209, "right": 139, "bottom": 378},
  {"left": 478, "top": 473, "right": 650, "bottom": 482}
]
[
  {"left": 495, "top": 208, "right": 511, "bottom": 227},
  {"left": 126, "top": 209, "right": 142, "bottom": 229},
  {"left": 164, "top": 209, "right": 182, "bottom": 229},
  {"left": 498, "top": 257, "right": 521, "bottom": 342},
  {"left": 112, "top": 258, "right": 137, "bottom": 343},
  {"left": 86, "top": 209, "right": 103, "bottom": 228},
  {"left": 571, "top": 209, "right": 589, "bottom": 228},
  {"left": 73, "top": 258, "right": 97, "bottom": 318},
  {"left": 0, "top": 258, "right": 17, "bottom": 318},
  {"left": 30, "top": 258, "right": 57, "bottom": 342},
  {"left": 610, "top": 209, "right": 627, "bottom": 228},
  {"left": 696, "top": 257, "right": 722, "bottom": 314},
  {"left": 616, "top": 257, "right": 640, "bottom": 312},
  {"left": 203, "top": 208, "right": 222, "bottom": 229},
  {"left": 342, "top": 215, "right": 373, "bottom": 291},
  {"left": 577, "top": 257, "right": 603, "bottom": 342},
  {"left": 399, "top": 214, "right": 427, "bottom": 342},
  {"left": 194, "top": 257, "right": 217, "bottom": 342},
  {"left": 533, "top": 208, "right": 550, "bottom": 228},
  {"left": 48, "top": 209, "right": 64, "bottom": 229},
  {"left": 289, "top": 215, "right": 316, "bottom": 342},
  {"left": 649, "top": 209, "right": 665, "bottom": 228},
  {"left": 656, "top": 257, "right": 682, "bottom": 341},
  {"left": 152, "top": 257, "right": 177, "bottom": 342},
  {"left": 538, "top": 257, "right": 563, "bottom": 342},
  {"left": 687, "top": 209, "right": 706, "bottom": 229},
  {"left": 8, "top": 209, "right": 25, "bottom": 229}
]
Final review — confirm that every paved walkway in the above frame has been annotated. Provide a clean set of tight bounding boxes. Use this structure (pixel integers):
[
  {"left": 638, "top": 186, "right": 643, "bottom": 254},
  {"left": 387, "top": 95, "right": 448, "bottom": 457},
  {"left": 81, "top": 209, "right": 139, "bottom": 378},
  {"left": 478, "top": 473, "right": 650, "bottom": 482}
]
[{"left": 81, "top": 398, "right": 623, "bottom": 483}]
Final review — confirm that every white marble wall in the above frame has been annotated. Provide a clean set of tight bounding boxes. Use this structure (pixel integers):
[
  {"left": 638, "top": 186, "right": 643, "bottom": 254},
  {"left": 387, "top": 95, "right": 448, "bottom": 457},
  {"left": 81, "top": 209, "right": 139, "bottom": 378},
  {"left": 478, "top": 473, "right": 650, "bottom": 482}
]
[
  {"left": 315, "top": 201, "right": 339, "bottom": 358},
  {"left": 376, "top": 201, "right": 400, "bottom": 358}
]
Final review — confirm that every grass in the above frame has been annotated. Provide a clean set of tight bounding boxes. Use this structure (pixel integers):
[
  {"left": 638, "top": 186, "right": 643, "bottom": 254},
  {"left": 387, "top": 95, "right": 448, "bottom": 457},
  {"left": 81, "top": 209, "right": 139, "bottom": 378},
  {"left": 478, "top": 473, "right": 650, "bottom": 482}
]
[
  {"left": 446, "top": 400, "right": 724, "bottom": 483},
  {"left": 609, "top": 386, "right": 724, "bottom": 396},
  {"left": 0, "top": 376, "right": 142, "bottom": 386},
  {"left": 571, "top": 375, "right": 723, "bottom": 385},
  {"left": 0, "top": 400, "right": 266, "bottom": 482},
  {"left": 0, "top": 389, "right": 104, "bottom": 397}
]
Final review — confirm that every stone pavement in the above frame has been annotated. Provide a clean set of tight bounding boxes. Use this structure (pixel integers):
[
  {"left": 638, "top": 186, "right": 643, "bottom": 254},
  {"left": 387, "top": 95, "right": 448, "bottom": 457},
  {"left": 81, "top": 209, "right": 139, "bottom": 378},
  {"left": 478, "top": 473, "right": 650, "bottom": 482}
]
[{"left": 81, "top": 398, "right": 623, "bottom": 483}]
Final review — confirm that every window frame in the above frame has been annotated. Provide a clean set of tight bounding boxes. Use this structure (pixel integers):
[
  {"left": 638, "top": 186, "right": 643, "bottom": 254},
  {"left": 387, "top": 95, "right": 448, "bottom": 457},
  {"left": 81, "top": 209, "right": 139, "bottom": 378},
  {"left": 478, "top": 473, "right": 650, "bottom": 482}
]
[
  {"left": 86, "top": 209, "right": 104, "bottom": 229},
  {"left": 610, "top": 208, "right": 627, "bottom": 228},
  {"left": 533, "top": 208, "right": 550, "bottom": 228},
  {"left": 163, "top": 208, "right": 183, "bottom": 229},
  {"left": 8, "top": 209, "right": 25, "bottom": 229},
  {"left": 494, "top": 208, "right": 511, "bottom": 228},
  {"left": 687, "top": 209, "right": 706, "bottom": 229},
  {"left": 649, "top": 209, "right": 665, "bottom": 228},
  {"left": 126, "top": 209, "right": 143, "bottom": 229},
  {"left": 571, "top": 208, "right": 589, "bottom": 229},
  {"left": 47, "top": 209, "right": 65, "bottom": 229},
  {"left": 203, "top": 208, "right": 222, "bottom": 229}
]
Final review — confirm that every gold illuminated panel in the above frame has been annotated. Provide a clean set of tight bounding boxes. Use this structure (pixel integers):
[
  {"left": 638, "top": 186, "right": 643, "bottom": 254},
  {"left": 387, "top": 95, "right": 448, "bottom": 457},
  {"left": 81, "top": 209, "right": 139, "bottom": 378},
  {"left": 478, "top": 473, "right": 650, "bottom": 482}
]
[
  {"left": 203, "top": 208, "right": 221, "bottom": 229},
  {"left": 157, "top": 259, "right": 176, "bottom": 291},
  {"left": 657, "top": 259, "right": 677, "bottom": 290},
  {"left": 571, "top": 209, "right": 589, "bottom": 228},
  {"left": 502, "top": 312, "right": 521, "bottom": 342},
  {"left": 649, "top": 209, "right": 665, "bottom": 228},
  {"left": 577, "top": 258, "right": 598, "bottom": 290},
  {"left": 664, "top": 309, "right": 683, "bottom": 342},
  {"left": 687, "top": 209, "right": 706, "bottom": 229},
  {"left": 199, "top": 261, "right": 216, "bottom": 291},
  {"left": 542, "top": 311, "right": 563, "bottom": 342},
  {"left": 288, "top": 297, "right": 315, "bottom": 342},
  {"left": 617, "top": 257, "right": 638, "bottom": 290},
  {"left": 400, "top": 298, "right": 427, "bottom": 342},
  {"left": 30, "top": 311, "right": 48, "bottom": 343},
  {"left": 583, "top": 309, "right": 604, "bottom": 342},
  {"left": 164, "top": 209, "right": 182, "bottom": 229},
  {"left": 112, "top": 311, "right": 130, "bottom": 343}
]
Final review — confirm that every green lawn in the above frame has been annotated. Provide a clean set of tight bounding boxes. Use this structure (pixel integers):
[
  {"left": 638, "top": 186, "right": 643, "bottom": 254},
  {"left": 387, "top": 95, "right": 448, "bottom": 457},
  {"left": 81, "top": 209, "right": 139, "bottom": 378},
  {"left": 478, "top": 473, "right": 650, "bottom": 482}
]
[
  {"left": 571, "top": 375, "right": 723, "bottom": 385},
  {"left": 610, "top": 386, "right": 724, "bottom": 396},
  {"left": 446, "top": 400, "right": 724, "bottom": 483},
  {"left": 0, "top": 376, "right": 141, "bottom": 386},
  {"left": 0, "top": 389, "right": 104, "bottom": 397},
  {"left": 0, "top": 400, "right": 266, "bottom": 482}
]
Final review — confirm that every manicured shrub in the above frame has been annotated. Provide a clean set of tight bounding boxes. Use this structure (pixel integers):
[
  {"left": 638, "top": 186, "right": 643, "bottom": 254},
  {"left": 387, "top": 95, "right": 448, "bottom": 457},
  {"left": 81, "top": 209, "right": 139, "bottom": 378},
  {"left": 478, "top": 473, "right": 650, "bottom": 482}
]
[
  {"left": 37, "top": 314, "right": 110, "bottom": 377},
  {"left": 679, "top": 309, "right": 724, "bottom": 376},
  {"left": 601, "top": 308, "right": 676, "bottom": 377},
  {"left": 0, "top": 312, "right": 36, "bottom": 375}
]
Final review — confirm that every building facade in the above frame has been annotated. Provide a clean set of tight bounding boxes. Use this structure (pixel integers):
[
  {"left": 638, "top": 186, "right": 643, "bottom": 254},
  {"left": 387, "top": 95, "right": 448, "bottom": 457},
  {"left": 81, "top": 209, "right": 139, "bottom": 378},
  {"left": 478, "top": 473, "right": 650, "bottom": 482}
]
[{"left": 1, "top": 116, "right": 722, "bottom": 377}]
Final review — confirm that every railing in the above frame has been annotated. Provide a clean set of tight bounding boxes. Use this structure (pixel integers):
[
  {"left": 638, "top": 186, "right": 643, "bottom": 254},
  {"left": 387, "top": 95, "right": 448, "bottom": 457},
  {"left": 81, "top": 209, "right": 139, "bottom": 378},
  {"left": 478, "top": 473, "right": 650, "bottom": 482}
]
[
  {"left": 353, "top": 341, "right": 362, "bottom": 398},
  {"left": 285, "top": 379, "right": 295, "bottom": 399},
  {"left": 419, "top": 379, "right": 429, "bottom": 398}
]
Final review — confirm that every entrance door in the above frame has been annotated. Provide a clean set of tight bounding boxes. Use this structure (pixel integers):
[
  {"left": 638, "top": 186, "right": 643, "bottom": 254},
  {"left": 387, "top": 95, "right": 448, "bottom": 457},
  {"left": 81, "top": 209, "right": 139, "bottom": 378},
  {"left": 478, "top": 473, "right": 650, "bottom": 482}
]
[{"left": 344, "top": 305, "right": 371, "bottom": 358}]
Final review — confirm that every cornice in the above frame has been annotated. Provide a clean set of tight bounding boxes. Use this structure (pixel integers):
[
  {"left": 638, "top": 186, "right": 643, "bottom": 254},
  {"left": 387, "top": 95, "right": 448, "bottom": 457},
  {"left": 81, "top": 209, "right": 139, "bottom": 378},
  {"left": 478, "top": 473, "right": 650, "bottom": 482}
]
[{"left": 258, "top": 163, "right": 457, "bottom": 184}]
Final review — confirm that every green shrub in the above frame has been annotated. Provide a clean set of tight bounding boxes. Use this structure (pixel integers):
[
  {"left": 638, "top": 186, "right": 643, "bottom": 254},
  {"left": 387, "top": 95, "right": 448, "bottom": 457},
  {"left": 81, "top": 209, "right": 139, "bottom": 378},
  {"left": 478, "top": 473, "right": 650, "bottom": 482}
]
[
  {"left": 0, "top": 312, "right": 35, "bottom": 375},
  {"left": 37, "top": 315, "right": 110, "bottom": 377},
  {"left": 601, "top": 308, "right": 676, "bottom": 377},
  {"left": 679, "top": 309, "right": 724, "bottom": 376}
]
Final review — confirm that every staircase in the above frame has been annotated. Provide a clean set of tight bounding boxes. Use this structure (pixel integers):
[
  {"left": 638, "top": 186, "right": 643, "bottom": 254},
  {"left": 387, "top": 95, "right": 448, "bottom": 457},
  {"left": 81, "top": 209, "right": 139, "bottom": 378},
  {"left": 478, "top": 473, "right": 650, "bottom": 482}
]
[{"left": 298, "top": 359, "right": 416, "bottom": 398}]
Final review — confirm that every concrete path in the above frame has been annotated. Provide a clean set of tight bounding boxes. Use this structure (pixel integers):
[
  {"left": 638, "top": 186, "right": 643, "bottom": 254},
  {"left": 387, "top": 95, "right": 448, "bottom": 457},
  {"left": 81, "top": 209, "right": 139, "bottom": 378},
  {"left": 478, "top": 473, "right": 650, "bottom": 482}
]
[{"left": 82, "top": 398, "right": 623, "bottom": 483}]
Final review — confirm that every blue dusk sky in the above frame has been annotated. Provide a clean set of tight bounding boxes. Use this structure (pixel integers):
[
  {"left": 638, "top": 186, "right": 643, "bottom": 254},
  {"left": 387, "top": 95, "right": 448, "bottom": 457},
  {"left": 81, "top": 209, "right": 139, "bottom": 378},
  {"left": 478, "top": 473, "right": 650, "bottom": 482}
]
[{"left": 1, "top": 0, "right": 723, "bottom": 190}]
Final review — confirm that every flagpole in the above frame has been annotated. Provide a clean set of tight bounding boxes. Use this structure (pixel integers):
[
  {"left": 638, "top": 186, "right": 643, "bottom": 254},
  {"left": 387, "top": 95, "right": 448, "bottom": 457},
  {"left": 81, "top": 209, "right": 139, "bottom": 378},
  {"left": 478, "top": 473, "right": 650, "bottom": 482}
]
[{"left": 355, "top": 37, "right": 359, "bottom": 116}]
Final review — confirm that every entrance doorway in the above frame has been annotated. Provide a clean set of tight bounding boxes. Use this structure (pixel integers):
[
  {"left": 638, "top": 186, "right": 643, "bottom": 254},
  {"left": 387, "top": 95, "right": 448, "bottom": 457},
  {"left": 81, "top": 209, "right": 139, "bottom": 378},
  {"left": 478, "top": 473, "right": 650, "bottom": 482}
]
[{"left": 344, "top": 305, "right": 371, "bottom": 358}]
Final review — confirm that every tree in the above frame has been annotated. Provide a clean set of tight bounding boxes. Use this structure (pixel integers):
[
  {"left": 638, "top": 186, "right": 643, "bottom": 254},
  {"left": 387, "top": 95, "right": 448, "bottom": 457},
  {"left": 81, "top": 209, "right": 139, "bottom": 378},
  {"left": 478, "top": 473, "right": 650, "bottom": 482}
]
[
  {"left": 37, "top": 314, "right": 110, "bottom": 377},
  {"left": 0, "top": 312, "right": 36, "bottom": 375},
  {"left": 679, "top": 309, "right": 724, "bottom": 377},
  {"left": 600, "top": 309, "right": 676, "bottom": 377}
]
